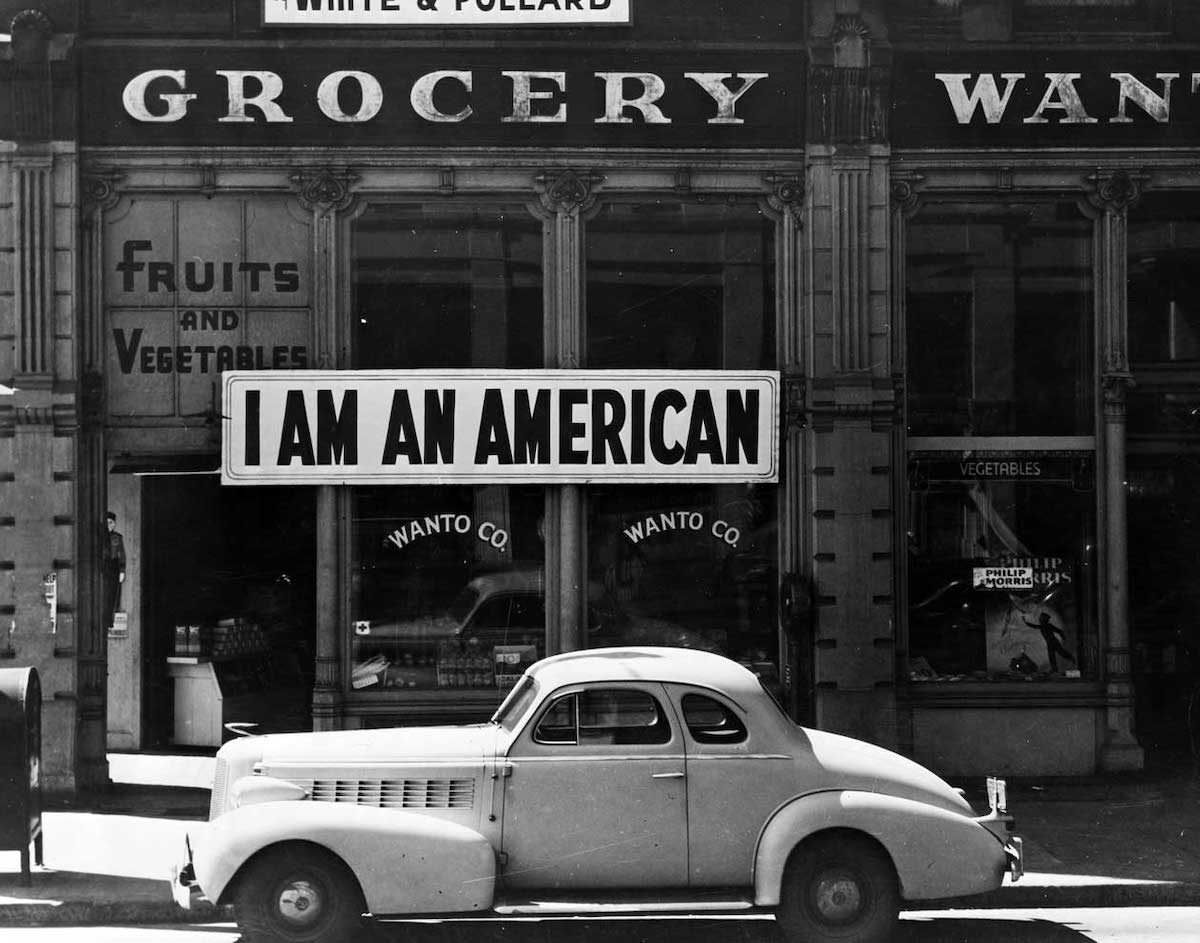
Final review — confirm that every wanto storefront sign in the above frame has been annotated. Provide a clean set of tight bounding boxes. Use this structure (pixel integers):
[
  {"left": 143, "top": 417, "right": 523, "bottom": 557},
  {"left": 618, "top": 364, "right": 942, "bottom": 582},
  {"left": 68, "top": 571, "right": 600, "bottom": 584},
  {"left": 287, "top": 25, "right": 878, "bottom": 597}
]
[
  {"left": 263, "top": 0, "right": 631, "bottom": 27},
  {"left": 222, "top": 370, "right": 779, "bottom": 485}
]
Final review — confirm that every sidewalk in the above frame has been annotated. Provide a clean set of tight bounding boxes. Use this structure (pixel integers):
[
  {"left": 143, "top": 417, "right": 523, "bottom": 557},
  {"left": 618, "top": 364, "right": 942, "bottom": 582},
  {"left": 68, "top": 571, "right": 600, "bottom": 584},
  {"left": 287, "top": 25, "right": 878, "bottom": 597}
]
[{"left": 2, "top": 758, "right": 1199, "bottom": 926}]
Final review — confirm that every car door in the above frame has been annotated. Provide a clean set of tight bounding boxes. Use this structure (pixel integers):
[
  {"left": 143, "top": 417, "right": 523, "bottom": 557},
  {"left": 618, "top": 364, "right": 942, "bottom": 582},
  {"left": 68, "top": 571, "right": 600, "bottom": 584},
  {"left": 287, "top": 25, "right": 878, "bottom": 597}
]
[
  {"left": 500, "top": 683, "right": 689, "bottom": 890},
  {"left": 675, "top": 687, "right": 794, "bottom": 887}
]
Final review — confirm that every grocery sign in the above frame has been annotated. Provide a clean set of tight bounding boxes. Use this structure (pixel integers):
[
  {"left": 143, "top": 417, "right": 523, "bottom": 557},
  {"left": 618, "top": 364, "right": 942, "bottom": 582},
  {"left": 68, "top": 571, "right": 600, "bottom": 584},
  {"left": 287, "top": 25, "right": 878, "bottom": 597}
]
[
  {"left": 262, "top": 0, "right": 632, "bottom": 27},
  {"left": 222, "top": 369, "right": 779, "bottom": 485}
]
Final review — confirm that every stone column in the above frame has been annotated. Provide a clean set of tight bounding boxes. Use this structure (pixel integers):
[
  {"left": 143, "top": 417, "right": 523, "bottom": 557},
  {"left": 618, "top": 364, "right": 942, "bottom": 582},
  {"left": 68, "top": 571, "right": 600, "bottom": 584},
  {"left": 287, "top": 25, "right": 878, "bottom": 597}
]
[
  {"left": 1085, "top": 169, "right": 1145, "bottom": 773},
  {"left": 289, "top": 168, "right": 358, "bottom": 731},
  {"left": 805, "top": 12, "right": 899, "bottom": 748},
  {"left": 533, "top": 169, "right": 603, "bottom": 653},
  {"left": 1, "top": 10, "right": 89, "bottom": 794}
]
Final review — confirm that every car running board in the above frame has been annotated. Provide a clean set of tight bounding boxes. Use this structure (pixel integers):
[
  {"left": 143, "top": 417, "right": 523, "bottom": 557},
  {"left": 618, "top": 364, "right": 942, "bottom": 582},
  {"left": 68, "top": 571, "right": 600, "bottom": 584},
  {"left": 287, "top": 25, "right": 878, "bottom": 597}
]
[{"left": 492, "top": 893, "right": 761, "bottom": 916}]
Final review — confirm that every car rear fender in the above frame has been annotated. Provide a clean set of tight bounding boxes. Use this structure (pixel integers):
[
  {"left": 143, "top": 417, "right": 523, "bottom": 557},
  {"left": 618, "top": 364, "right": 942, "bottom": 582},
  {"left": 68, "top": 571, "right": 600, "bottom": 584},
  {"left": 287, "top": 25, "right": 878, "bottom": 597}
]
[
  {"left": 753, "top": 790, "right": 1008, "bottom": 904},
  {"left": 193, "top": 802, "right": 496, "bottom": 915}
]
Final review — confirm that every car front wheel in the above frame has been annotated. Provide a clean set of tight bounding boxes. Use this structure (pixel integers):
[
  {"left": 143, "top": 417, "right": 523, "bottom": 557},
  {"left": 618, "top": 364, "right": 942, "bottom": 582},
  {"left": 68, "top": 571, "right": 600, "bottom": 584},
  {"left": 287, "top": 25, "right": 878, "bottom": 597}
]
[
  {"left": 776, "top": 831, "right": 899, "bottom": 943},
  {"left": 233, "top": 844, "right": 367, "bottom": 943}
]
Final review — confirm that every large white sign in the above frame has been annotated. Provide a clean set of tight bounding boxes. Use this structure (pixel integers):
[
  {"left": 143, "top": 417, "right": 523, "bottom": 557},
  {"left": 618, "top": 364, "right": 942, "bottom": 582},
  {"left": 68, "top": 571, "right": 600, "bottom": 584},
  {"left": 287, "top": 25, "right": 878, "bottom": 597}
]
[
  {"left": 222, "top": 370, "right": 779, "bottom": 485},
  {"left": 263, "top": 0, "right": 631, "bottom": 27}
]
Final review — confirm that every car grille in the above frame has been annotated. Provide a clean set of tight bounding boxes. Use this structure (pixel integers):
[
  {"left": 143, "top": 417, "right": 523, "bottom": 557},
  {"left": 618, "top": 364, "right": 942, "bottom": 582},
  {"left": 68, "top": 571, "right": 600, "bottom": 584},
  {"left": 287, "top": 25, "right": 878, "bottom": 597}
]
[
  {"left": 208, "top": 758, "right": 229, "bottom": 821},
  {"left": 300, "top": 778, "right": 476, "bottom": 810}
]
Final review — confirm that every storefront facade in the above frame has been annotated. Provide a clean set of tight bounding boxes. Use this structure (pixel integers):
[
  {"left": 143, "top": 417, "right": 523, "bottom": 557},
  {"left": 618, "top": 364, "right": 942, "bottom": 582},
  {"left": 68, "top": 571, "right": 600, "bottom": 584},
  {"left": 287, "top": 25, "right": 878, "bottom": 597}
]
[{"left": 5, "top": 0, "right": 1197, "bottom": 794}]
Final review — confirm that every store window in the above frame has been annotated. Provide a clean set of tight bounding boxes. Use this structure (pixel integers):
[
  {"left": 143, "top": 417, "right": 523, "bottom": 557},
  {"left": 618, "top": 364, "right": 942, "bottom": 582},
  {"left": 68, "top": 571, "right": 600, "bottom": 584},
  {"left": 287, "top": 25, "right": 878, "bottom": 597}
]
[
  {"left": 1129, "top": 193, "right": 1200, "bottom": 366},
  {"left": 349, "top": 203, "right": 545, "bottom": 693},
  {"left": 905, "top": 200, "right": 1097, "bottom": 682},
  {"left": 585, "top": 201, "right": 780, "bottom": 683}
]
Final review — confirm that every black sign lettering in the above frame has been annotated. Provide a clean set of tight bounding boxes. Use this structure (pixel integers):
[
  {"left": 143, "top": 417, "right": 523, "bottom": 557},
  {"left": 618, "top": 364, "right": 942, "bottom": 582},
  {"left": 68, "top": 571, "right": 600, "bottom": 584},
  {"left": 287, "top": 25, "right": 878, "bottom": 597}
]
[
  {"left": 475, "top": 388, "right": 514, "bottom": 464},
  {"left": 277, "top": 390, "right": 317, "bottom": 466}
]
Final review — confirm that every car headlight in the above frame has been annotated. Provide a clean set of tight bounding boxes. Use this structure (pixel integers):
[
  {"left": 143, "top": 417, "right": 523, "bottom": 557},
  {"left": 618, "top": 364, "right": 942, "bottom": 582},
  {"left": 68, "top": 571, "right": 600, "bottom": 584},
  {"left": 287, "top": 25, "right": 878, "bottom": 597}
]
[{"left": 230, "top": 775, "right": 310, "bottom": 809}]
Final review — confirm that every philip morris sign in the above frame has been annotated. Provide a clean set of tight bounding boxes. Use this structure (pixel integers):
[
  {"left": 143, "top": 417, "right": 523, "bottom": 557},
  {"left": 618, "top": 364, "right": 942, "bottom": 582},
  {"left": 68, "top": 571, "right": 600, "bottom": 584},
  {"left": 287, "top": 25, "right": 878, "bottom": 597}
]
[
  {"left": 222, "top": 370, "right": 780, "bottom": 485},
  {"left": 263, "top": 0, "right": 631, "bottom": 27},
  {"left": 81, "top": 48, "right": 802, "bottom": 148}
]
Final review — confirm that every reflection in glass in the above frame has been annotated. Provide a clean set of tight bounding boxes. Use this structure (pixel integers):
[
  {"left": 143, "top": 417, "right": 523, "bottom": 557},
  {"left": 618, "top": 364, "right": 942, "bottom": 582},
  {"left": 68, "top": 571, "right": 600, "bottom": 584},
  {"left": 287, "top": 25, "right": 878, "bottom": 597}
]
[
  {"left": 906, "top": 201, "right": 1093, "bottom": 436},
  {"left": 350, "top": 487, "right": 545, "bottom": 692}
]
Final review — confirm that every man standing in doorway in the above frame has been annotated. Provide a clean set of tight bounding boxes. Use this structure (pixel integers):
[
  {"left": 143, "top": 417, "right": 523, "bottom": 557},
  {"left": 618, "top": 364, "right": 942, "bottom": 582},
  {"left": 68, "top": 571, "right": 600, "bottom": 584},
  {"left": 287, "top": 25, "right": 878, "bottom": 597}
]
[{"left": 103, "top": 510, "right": 126, "bottom": 630}]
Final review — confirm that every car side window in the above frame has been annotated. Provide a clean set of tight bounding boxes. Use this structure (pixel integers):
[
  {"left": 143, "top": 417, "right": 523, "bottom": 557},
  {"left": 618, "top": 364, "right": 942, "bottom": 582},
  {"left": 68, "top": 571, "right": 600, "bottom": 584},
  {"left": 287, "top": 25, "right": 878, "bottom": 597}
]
[
  {"left": 533, "top": 688, "right": 671, "bottom": 746},
  {"left": 508, "top": 594, "right": 545, "bottom": 629},
  {"left": 682, "top": 693, "right": 747, "bottom": 745},
  {"left": 470, "top": 596, "right": 511, "bottom": 630}
]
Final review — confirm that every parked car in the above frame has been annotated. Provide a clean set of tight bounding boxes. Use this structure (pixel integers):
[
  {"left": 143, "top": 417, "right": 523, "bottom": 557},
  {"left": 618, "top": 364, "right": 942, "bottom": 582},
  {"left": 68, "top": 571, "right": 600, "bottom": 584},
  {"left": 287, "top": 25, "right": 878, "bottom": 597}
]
[{"left": 174, "top": 647, "right": 1022, "bottom": 943}]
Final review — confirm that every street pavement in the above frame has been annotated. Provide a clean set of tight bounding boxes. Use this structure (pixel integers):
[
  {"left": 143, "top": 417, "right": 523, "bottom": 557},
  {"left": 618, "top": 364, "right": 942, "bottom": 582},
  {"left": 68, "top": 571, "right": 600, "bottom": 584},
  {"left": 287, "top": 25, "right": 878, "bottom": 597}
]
[{"left": 2, "top": 756, "right": 1199, "bottom": 928}]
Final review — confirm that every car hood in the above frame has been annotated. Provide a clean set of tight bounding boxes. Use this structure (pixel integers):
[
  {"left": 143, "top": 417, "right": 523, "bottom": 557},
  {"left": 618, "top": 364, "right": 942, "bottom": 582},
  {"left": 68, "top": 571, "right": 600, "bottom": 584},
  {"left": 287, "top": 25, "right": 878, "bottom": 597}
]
[
  {"left": 257, "top": 723, "right": 498, "bottom": 767},
  {"left": 801, "top": 727, "right": 975, "bottom": 817}
]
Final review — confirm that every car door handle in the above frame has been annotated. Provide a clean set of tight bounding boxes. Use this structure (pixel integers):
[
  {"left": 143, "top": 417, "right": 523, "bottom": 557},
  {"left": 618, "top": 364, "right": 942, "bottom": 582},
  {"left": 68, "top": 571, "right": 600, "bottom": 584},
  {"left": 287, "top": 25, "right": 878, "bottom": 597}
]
[{"left": 652, "top": 771, "right": 685, "bottom": 779}]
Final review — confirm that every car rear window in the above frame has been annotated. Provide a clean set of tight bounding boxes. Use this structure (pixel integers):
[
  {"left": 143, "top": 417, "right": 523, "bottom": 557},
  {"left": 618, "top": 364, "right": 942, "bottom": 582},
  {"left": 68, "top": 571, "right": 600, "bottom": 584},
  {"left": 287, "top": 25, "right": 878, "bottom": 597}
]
[{"left": 681, "top": 693, "right": 747, "bottom": 744}]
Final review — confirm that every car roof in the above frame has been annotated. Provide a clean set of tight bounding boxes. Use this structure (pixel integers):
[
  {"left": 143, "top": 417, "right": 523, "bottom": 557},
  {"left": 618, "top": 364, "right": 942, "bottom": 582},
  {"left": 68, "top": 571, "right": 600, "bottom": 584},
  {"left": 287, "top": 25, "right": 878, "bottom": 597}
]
[
  {"left": 527, "top": 646, "right": 764, "bottom": 699},
  {"left": 467, "top": 567, "right": 544, "bottom": 596}
]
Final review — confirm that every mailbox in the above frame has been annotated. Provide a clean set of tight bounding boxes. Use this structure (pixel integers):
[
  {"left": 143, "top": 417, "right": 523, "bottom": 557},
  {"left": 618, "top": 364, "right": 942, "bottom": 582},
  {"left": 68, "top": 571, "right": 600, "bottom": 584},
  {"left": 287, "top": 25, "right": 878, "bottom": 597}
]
[{"left": 0, "top": 667, "right": 43, "bottom": 884}]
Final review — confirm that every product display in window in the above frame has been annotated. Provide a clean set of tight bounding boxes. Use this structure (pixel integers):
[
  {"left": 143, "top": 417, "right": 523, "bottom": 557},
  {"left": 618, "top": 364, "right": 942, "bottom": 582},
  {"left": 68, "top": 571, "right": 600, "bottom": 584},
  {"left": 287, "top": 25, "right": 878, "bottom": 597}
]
[
  {"left": 351, "top": 487, "right": 546, "bottom": 692},
  {"left": 907, "top": 462, "right": 1095, "bottom": 682}
]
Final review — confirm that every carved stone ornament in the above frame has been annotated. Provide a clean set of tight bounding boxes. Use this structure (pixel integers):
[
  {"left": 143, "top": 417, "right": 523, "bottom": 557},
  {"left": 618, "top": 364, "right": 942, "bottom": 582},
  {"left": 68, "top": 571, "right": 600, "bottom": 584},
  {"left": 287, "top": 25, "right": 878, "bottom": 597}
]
[
  {"left": 289, "top": 168, "right": 359, "bottom": 214},
  {"left": 9, "top": 9, "right": 53, "bottom": 67},
  {"left": 890, "top": 175, "right": 925, "bottom": 216},
  {"left": 1085, "top": 169, "right": 1147, "bottom": 215},
  {"left": 535, "top": 169, "right": 604, "bottom": 215},
  {"left": 765, "top": 173, "right": 804, "bottom": 214},
  {"left": 82, "top": 169, "right": 126, "bottom": 213},
  {"left": 1102, "top": 372, "right": 1135, "bottom": 420}
]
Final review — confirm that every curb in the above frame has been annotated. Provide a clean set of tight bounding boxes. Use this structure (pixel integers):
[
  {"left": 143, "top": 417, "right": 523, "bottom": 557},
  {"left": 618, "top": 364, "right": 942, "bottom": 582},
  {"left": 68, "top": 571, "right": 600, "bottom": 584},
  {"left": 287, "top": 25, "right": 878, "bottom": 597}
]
[
  {"left": 4, "top": 883, "right": 1200, "bottom": 927},
  {"left": 0, "top": 900, "right": 233, "bottom": 927},
  {"left": 907, "top": 881, "right": 1200, "bottom": 911}
]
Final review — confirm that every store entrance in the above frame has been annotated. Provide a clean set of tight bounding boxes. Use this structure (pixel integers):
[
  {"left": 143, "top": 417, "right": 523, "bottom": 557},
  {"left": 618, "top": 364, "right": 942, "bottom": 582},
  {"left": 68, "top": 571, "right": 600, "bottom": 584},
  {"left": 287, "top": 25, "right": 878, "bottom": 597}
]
[
  {"left": 141, "top": 476, "right": 316, "bottom": 750},
  {"left": 1128, "top": 454, "right": 1200, "bottom": 771}
]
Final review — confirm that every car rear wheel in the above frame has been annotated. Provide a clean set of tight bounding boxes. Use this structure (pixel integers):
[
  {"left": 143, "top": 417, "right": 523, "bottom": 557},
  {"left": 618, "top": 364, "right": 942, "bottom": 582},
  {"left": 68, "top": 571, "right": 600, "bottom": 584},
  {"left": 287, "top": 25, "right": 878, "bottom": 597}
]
[
  {"left": 234, "top": 844, "right": 367, "bottom": 943},
  {"left": 776, "top": 831, "right": 899, "bottom": 943}
]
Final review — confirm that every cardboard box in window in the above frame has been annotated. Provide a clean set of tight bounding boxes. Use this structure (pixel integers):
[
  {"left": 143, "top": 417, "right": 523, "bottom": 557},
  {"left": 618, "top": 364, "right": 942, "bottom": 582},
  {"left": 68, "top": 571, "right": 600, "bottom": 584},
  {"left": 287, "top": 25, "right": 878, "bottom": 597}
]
[{"left": 494, "top": 645, "right": 538, "bottom": 690}]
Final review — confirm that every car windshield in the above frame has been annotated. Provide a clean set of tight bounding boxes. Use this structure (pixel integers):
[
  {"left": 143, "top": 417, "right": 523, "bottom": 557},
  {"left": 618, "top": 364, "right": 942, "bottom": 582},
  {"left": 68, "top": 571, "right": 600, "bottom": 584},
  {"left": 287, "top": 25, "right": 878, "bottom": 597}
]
[
  {"left": 759, "top": 677, "right": 793, "bottom": 724},
  {"left": 447, "top": 586, "right": 480, "bottom": 625},
  {"left": 491, "top": 674, "right": 539, "bottom": 730}
]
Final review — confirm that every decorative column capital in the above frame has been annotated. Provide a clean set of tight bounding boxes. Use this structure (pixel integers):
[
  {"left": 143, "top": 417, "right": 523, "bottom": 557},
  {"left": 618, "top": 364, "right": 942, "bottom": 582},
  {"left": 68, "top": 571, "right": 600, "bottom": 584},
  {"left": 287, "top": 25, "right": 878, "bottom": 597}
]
[
  {"left": 764, "top": 173, "right": 805, "bottom": 215},
  {"left": 289, "top": 167, "right": 359, "bottom": 214},
  {"left": 82, "top": 169, "right": 126, "bottom": 214},
  {"left": 1084, "top": 169, "right": 1148, "bottom": 216},
  {"left": 535, "top": 168, "right": 604, "bottom": 216},
  {"left": 891, "top": 173, "right": 925, "bottom": 217},
  {"left": 1102, "top": 372, "right": 1135, "bottom": 421}
]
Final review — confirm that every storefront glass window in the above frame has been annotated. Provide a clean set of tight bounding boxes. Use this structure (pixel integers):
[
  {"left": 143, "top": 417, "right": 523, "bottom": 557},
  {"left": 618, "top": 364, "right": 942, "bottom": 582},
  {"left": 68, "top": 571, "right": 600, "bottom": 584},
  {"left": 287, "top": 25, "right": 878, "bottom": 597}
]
[
  {"left": 906, "top": 200, "right": 1093, "bottom": 437},
  {"left": 906, "top": 199, "right": 1098, "bottom": 683},
  {"left": 1129, "top": 193, "right": 1200, "bottom": 364},
  {"left": 584, "top": 201, "right": 779, "bottom": 685},
  {"left": 349, "top": 203, "right": 544, "bottom": 693},
  {"left": 906, "top": 461, "right": 1097, "bottom": 681}
]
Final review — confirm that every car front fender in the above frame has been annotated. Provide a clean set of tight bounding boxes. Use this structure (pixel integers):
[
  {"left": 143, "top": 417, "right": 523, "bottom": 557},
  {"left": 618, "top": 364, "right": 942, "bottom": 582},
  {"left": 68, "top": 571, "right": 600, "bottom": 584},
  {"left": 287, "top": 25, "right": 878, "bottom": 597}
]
[
  {"left": 192, "top": 802, "right": 496, "bottom": 915},
  {"left": 753, "top": 790, "right": 1008, "bottom": 905}
]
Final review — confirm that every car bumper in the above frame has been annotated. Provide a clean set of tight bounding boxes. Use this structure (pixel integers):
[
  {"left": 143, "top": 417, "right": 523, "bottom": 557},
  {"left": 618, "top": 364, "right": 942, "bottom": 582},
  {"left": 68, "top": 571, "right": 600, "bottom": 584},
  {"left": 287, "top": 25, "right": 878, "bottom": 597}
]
[
  {"left": 170, "top": 836, "right": 200, "bottom": 910},
  {"left": 976, "top": 812, "right": 1023, "bottom": 883}
]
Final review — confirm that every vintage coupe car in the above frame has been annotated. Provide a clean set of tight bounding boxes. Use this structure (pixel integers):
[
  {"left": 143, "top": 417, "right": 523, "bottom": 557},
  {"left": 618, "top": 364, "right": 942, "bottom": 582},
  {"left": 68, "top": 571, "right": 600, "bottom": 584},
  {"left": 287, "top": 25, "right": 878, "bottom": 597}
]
[{"left": 174, "top": 647, "right": 1022, "bottom": 943}]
